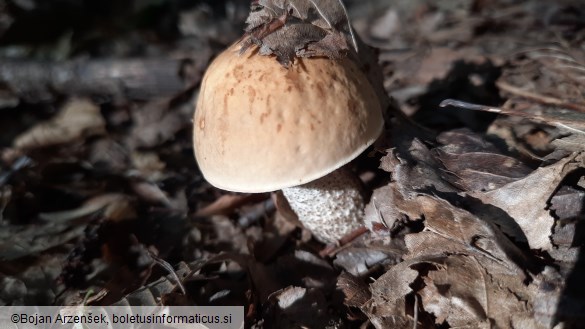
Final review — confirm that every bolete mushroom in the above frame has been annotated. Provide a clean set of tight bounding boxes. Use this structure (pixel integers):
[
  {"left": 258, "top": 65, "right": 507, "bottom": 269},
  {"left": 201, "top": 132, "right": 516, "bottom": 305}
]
[{"left": 193, "top": 43, "right": 384, "bottom": 243}]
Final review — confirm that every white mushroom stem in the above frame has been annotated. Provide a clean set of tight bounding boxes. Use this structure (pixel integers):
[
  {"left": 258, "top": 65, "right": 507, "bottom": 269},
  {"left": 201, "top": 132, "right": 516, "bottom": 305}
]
[{"left": 281, "top": 167, "right": 365, "bottom": 244}]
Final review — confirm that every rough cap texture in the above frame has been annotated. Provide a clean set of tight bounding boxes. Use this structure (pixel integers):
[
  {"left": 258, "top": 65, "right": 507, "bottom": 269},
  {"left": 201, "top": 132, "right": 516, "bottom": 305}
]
[{"left": 193, "top": 43, "right": 383, "bottom": 192}]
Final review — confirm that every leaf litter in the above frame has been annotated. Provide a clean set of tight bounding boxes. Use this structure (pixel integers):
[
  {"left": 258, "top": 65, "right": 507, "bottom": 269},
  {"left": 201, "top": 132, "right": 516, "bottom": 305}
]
[{"left": 1, "top": 0, "right": 585, "bottom": 328}]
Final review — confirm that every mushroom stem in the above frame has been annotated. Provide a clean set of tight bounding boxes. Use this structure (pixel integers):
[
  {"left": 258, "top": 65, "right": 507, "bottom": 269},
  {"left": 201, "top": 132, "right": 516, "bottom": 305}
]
[{"left": 281, "top": 167, "right": 365, "bottom": 244}]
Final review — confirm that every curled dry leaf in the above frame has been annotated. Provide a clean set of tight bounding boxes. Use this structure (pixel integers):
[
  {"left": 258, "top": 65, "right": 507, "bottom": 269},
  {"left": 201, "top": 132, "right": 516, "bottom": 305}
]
[
  {"left": 434, "top": 129, "right": 585, "bottom": 251},
  {"left": 365, "top": 134, "right": 459, "bottom": 234},
  {"left": 14, "top": 98, "right": 105, "bottom": 149},
  {"left": 363, "top": 185, "right": 405, "bottom": 233},
  {"left": 469, "top": 153, "right": 583, "bottom": 250}
]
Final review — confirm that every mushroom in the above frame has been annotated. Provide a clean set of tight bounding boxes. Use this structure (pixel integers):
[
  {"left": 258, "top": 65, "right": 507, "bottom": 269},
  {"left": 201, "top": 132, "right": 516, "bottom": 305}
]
[{"left": 193, "top": 43, "right": 384, "bottom": 243}]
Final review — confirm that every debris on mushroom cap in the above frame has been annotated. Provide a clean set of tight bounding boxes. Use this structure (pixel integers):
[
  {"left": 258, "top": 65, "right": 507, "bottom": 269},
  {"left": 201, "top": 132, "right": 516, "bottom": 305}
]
[{"left": 193, "top": 43, "right": 384, "bottom": 193}]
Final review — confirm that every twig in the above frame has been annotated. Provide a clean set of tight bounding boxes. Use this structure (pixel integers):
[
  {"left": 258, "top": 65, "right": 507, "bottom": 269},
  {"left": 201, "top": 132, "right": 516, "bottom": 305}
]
[
  {"left": 0, "top": 156, "right": 32, "bottom": 187},
  {"left": 194, "top": 193, "right": 269, "bottom": 217},
  {"left": 496, "top": 80, "right": 585, "bottom": 114},
  {"left": 440, "top": 98, "right": 585, "bottom": 136},
  {"left": 0, "top": 56, "right": 209, "bottom": 103},
  {"left": 148, "top": 250, "right": 186, "bottom": 295},
  {"left": 413, "top": 294, "right": 419, "bottom": 329},
  {"left": 319, "top": 226, "right": 368, "bottom": 258},
  {"left": 439, "top": 99, "right": 502, "bottom": 113}
]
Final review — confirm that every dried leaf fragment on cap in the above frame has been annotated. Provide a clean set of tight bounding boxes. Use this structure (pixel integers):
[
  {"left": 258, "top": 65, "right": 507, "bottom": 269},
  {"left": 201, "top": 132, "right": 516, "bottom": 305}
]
[{"left": 240, "top": 0, "right": 357, "bottom": 65}]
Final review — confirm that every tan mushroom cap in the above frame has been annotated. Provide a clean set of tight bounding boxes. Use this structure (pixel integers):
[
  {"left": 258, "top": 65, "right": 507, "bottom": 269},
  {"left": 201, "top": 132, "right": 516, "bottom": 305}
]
[{"left": 193, "top": 43, "right": 384, "bottom": 193}]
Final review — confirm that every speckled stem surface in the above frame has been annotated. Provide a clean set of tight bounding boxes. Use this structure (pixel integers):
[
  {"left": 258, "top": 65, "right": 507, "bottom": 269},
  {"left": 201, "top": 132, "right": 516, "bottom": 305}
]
[{"left": 281, "top": 168, "right": 365, "bottom": 244}]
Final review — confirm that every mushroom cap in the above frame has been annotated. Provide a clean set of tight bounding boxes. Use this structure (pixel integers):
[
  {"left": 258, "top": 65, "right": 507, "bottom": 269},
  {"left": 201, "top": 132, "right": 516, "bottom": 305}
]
[{"left": 193, "top": 43, "right": 384, "bottom": 193}]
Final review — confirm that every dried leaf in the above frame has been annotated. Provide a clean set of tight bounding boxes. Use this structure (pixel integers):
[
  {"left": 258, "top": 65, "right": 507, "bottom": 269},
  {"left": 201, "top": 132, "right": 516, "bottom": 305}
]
[
  {"left": 128, "top": 98, "right": 192, "bottom": 148},
  {"left": 363, "top": 123, "right": 562, "bottom": 328},
  {"left": 194, "top": 193, "right": 268, "bottom": 217},
  {"left": 369, "top": 8, "right": 399, "bottom": 40},
  {"left": 0, "top": 255, "right": 65, "bottom": 305},
  {"left": 131, "top": 181, "right": 171, "bottom": 207},
  {"left": 419, "top": 256, "right": 537, "bottom": 328},
  {"left": 333, "top": 247, "right": 392, "bottom": 276},
  {"left": 370, "top": 261, "right": 418, "bottom": 308},
  {"left": 113, "top": 261, "right": 203, "bottom": 306},
  {"left": 501, "top": 47, "right": 585, "bottom": 107},
  {"left": 38, "top": 193, "right": 129, "bottom": 222},
  {"left": 337, "top": 272, "right": 370, "bottom": 308},
  {"left": 381, "top": 138, "right": 458, "bottom": 194},
  {"left": 363, "top": 261, "right": 418, "bottom": 327},
  {"left": 366, "top": 132, "right": 460, "bottom": 233},
  {"left": 435, "top": 129, "right": 532, "bottom": 192},
  {"left": 130, "top": 151, "right": 166, "bottom": 181},
  {"left": 364, "top": 185, "right": 404, "bottom": 233},
  {"left": 14, "top": 98, "right": 105, "bottom": 149},
  {"left": 89, "top": 139, "right": 130, "bottom": 172},
  {"left": 373, "top": 194, "right": 542, "bottom": 328},
  {"left": 437, "top": 47, "right": 585, "bottom": 147},
  {"left": 432, "top": 129, "right": 584, "bottom": 250},
  {"left": 0, "top": 222, "right": 86, "bottom": 261},
  {"left": 0, "top": 193, "right": 138, "bottom": 262},
  {"left": 276, "top": 286, "right": 306, "bottom": 309},
  {"left": 550, "top": 186, "right": 585, "bottom": 221},
  {"left": 257, "top": 21, "right": 328, "bottom": 62},
  {"left": 417, "top": 47, "right": 486, "bottom": 85},
  {"left": 552, "top": 134, "right": 585, "bottom": 152},
  {"left": 240, "top": 0, "right": 356, "bottom": 65},
  {"left": 470, "top": 153, "right": 583, "bottom": 250},
  {"left": 404, "top": 196, "right": 529, "bottom": 272}
]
